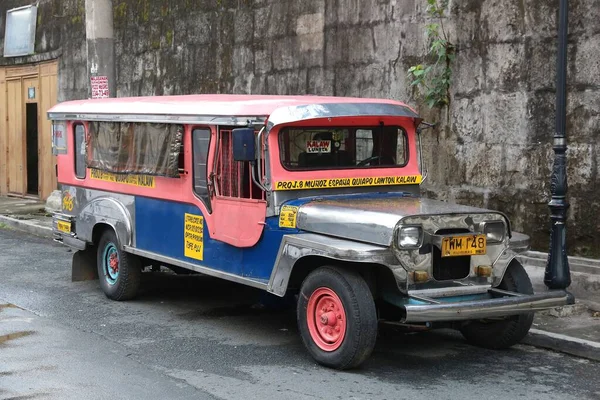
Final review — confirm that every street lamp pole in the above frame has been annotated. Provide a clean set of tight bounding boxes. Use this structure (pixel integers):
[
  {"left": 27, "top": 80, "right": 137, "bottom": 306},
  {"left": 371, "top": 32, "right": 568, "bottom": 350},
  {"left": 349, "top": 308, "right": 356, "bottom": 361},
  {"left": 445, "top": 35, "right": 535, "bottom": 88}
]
[{"left": 545, "top": 0, "right": 571, "bottom": 290}]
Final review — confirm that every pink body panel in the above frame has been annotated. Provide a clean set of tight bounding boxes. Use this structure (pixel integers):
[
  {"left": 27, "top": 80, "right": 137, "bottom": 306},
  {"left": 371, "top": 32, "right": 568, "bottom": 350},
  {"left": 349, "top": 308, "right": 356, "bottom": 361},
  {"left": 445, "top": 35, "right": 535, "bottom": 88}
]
[
  {"left": 210, "top": 197, "right": 267, "bottom": 247},
  {"left": 267, "top": 116, "right": 421, "bottom": 184},
  {"left": 57, "top": 122, "right": 267, "bottom": 248}
]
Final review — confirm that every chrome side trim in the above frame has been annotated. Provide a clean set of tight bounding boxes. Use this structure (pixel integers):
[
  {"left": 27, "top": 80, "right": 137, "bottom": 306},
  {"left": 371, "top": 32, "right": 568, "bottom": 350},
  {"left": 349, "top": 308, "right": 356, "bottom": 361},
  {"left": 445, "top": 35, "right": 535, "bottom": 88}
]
[
  {"left": 408, "top": 285, "right": 491, "bottom": 298},
  {"left": 402, "top": 290, "right": 571, "bottom": 323},
  {"left": 123, "top": 246, "right": 268, "bottom": 290},
  {"left": 267, "top": 233, "right": 400, "bottom": 297},
  {"left": 48, "top": 112, "right": 267, "bottom": 127}
]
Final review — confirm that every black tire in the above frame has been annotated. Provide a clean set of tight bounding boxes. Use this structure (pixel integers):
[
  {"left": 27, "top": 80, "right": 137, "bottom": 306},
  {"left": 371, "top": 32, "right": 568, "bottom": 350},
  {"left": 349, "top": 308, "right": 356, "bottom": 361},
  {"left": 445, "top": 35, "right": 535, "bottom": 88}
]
[
  {"left": 297, "top": 266, "right": 377, "bottom": 370},
  {"left": 459, "top": 260, "right": 534, "bottom": 349},
  {"left": 96, "top": 229, "right": 141, "bottom": 301}
]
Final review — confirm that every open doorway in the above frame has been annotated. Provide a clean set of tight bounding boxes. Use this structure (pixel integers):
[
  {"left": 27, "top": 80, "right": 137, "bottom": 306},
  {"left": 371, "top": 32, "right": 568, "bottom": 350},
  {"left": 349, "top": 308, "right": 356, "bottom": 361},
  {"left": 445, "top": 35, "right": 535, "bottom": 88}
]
[{"left": 26, "top": 103, "right": 39, "bottom": 195}]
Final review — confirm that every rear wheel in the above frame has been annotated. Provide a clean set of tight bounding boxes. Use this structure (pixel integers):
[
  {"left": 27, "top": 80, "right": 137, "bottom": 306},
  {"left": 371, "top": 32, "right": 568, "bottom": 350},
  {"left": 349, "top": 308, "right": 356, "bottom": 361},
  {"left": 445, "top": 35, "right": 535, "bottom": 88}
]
[
  {"left": 459, "top": 260, "right": 534, "bottom": 349},
  {"left": 297, "top": 266, "right": 377, "bottom": 370},
  {"left": 97, "top": 229, "right": 141, "bottom": 301}
]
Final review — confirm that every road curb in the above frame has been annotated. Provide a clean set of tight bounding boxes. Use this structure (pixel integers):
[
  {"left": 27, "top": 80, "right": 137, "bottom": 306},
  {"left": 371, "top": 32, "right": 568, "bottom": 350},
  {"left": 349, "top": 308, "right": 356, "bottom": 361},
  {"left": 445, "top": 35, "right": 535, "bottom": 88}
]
[
  {"left": 0, "top": 214, "right": 53, "bottom": 239},
  {"left": 523, "top": 328, "right": 600, "bottom": 362}
]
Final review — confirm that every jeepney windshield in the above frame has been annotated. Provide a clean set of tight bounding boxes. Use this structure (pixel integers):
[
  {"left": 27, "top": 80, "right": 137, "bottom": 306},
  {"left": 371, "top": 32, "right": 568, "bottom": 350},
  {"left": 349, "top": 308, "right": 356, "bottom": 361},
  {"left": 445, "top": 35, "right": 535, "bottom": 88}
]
[{"left": 279, "top": 126, "right": 408, "bottom": 170}]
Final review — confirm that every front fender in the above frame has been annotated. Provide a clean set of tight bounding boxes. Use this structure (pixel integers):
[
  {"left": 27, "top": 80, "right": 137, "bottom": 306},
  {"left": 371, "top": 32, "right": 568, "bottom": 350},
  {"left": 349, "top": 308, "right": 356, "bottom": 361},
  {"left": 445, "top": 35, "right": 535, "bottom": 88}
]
[{"left": 267, "top": 233, "right": 401, "bottom": 297}]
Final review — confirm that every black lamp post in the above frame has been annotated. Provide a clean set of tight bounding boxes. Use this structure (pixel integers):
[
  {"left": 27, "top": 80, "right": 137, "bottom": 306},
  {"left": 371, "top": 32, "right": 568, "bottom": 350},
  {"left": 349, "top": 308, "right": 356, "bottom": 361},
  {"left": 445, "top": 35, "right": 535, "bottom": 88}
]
[{"left": 545, "top": 0, "right": 571, "bottom": 290}]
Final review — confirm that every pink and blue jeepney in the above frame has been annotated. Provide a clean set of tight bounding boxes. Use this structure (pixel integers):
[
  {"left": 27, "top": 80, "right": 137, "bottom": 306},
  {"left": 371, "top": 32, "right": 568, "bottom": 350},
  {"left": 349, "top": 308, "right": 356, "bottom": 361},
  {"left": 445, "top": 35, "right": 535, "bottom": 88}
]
[{"left": 48, "top": 95, "right": 570, "bottom": 369}]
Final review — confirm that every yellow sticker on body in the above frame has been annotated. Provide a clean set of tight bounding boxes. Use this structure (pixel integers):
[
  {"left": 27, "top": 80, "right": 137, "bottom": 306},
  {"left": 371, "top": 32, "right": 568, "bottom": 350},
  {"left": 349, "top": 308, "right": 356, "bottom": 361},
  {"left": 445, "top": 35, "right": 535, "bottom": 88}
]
[
  {"left": 184, "top": 213, "right": 204, "bottom": 261},
  {"left": 89, "top": 169, "right": 155, "bottom": 188},
  {"left": 279, "top": 206, "right": 299, "bottom": 228},
  {"left": 274, "top": 175, "right": 422, "bottom": 191}
]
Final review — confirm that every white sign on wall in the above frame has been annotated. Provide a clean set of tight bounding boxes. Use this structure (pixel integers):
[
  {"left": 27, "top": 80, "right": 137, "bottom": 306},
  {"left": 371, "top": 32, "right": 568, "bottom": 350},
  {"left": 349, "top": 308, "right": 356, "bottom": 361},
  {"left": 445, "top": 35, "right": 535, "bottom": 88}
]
[
  {"left": 4, "top": 5, "right": 37, "bottom": 57},
  {"left": 91, "top": 76, "right": 110, "bottom": 99}
]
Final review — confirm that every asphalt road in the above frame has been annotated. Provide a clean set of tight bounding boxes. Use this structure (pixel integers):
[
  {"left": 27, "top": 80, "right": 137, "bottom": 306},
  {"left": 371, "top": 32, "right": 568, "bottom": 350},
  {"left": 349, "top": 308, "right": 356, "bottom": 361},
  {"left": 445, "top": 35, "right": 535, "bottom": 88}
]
[{"left": 1, "top": 228, "right": 599, "bottom": 400}]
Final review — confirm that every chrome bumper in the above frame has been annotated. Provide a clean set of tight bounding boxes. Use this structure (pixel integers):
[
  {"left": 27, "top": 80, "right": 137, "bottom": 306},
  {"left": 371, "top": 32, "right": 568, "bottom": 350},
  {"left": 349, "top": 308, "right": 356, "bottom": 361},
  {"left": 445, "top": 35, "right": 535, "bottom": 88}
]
[{"left": 402, "top": 290, "right": 573, "bottom": 323}]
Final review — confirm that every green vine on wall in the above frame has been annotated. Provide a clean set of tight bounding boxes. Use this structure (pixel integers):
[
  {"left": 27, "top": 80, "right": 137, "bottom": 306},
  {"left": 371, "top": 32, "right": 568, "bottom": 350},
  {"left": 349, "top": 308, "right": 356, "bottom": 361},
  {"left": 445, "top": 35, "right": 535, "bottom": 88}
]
[{"left": 408, "top": 0, "right": 455, "bottom": 109}]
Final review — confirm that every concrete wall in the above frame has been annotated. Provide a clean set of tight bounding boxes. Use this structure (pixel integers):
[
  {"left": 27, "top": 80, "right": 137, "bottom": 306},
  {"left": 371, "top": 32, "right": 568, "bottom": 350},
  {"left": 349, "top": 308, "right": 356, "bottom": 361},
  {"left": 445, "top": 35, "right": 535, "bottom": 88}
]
[{"left": 1, "top": 0, "right": 599, "bottom": 256}]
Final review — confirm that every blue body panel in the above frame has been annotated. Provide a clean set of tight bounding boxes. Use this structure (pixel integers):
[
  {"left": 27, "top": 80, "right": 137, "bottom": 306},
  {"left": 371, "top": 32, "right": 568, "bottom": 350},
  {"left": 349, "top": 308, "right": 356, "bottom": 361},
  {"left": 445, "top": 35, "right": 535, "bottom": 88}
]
[
  {"left": 133, "top": 192, "right": 413, "bottom": 287},
  {"left": 134, "top": 197, "right": 304, "bottom": 282}
]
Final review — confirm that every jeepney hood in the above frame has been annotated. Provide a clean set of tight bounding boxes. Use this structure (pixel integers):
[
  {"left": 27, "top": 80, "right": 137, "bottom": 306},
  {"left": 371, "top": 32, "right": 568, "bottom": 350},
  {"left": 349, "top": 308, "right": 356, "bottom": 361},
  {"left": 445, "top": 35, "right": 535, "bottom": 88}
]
[{"left": 294, "top": 194, "right": 508, "bottom": 246}]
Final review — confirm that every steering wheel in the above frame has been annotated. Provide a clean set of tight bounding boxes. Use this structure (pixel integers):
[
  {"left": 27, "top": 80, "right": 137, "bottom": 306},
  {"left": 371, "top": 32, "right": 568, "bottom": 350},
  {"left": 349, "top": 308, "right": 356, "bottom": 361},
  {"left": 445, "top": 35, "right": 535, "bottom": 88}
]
[{"left": 357, "top": 156, "right": 382, "bottom": 166}]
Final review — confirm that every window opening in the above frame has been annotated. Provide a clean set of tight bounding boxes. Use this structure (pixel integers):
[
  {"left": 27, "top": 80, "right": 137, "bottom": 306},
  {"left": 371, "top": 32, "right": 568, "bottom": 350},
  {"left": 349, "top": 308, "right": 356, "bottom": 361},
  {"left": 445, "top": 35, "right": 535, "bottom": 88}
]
[
  {"left": 192, "top": 128, "right": 211, "bottom": 208},
  {"left": 87, "top": 122, "right": 183, "bottom": 177},
  {"left": 74, "top": 124, "right": 86, "bottom": 179},
  {"left": 279, "top": 126, "right": 408, "bottom": 170},
  {"left": 215, "top": 129, "right": 264, "bottom": 200}
]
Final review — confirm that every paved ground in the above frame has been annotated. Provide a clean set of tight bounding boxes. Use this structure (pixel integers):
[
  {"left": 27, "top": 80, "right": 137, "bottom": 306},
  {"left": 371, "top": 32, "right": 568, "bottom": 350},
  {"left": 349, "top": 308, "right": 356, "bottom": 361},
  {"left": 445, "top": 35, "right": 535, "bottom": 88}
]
[{"left": 1, "top": 228, "right": 599, "bottom": 400}]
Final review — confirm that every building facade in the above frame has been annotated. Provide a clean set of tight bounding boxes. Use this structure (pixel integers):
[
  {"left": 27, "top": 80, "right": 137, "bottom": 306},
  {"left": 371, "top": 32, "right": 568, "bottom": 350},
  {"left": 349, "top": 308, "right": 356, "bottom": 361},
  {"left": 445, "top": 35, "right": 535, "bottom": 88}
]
[{"left": 1, "top": 0, "right": 599, "bottom": 256}]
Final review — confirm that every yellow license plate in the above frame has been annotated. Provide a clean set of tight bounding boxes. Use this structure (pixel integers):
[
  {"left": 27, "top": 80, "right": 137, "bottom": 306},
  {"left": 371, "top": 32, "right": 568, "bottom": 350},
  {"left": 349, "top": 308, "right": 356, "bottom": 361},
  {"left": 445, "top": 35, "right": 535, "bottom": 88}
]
[
  {"left": 57, "top": 220, "right": 71, "bottom": 234},
  {"left": 441, "top": 234, "right": 486, "bottom": 257}
]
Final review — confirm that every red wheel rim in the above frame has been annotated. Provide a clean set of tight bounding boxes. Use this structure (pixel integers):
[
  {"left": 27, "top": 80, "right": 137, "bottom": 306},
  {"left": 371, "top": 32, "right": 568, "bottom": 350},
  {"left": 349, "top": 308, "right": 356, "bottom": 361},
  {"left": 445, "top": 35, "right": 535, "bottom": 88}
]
[{"left": 306, "top": 287, "right": 347, "bottom": 352}]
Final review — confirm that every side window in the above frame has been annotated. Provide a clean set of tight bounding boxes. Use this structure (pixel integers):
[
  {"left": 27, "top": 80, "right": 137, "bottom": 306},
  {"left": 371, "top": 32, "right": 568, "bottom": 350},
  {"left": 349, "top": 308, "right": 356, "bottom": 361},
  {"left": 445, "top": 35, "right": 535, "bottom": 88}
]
[
  {"left": 74, "top": 124, "right": 86, "bottom": 179},
  {"left": 192, "top": 128, "right": 210, "bottom": 206},
  {"left": 87, "top": 122, "right": 183, "bottom": 177},
  {"left": 215, "top": 129, "right": 264, "bottom": 200}
]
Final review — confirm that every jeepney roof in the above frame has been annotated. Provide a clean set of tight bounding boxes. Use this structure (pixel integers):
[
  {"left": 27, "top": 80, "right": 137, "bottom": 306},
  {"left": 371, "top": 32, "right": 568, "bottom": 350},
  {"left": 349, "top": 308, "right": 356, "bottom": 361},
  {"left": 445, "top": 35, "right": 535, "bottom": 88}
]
[{"left": 47, "top": 94, "right": 420, "bottom": 127}]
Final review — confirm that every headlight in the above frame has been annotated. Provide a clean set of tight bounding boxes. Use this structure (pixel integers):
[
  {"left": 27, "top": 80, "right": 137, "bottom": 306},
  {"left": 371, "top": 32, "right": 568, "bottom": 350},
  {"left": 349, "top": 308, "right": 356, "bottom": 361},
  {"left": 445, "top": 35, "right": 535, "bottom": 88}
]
[
  {"left": 483, "top": 221, "right": 505, "bottom": 243},
  {"left": 398, "top": 226, "right": 423, "bottom": 249}
]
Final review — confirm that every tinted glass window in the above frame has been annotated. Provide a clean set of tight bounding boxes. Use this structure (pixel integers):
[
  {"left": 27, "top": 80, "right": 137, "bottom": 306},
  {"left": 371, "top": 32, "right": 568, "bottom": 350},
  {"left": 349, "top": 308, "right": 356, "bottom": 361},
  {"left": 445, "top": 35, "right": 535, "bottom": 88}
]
[
  {"left": 74, "top": 124, "right": 86, "bottom": 179},
  {"left": 279, "top": 126, "right": 408, "bottom": 170},
  {"left": 193, "top": 128, "right": 210, "bottom": 206}
]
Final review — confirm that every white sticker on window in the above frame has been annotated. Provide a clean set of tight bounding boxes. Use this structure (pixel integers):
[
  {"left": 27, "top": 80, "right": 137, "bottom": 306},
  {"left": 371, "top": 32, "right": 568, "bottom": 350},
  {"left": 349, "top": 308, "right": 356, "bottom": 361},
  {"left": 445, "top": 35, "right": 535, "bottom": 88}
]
[
  {"left": 52, "top": 123, "right": 67, "bottom": 155},
  {"left": 306, "top": 140, "right": 331, "bottom": 154}
]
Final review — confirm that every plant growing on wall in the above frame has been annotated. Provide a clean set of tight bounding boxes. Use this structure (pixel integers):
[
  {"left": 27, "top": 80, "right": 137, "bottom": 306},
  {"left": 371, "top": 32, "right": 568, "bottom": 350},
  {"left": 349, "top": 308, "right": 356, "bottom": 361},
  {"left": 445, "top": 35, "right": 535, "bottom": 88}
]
[{"left": 408, "top": 0, "right": 455, "bottom": 109}]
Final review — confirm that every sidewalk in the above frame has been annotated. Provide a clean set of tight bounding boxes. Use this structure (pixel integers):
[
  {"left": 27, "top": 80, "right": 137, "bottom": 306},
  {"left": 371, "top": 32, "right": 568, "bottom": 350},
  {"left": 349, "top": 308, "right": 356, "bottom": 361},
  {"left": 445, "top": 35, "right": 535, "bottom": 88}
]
[
  {"left": 1, "top": 195, "right": 599, "bottom": 361},
  {"left": 0, "top": 196, "right": 53, "bottom": 238}
]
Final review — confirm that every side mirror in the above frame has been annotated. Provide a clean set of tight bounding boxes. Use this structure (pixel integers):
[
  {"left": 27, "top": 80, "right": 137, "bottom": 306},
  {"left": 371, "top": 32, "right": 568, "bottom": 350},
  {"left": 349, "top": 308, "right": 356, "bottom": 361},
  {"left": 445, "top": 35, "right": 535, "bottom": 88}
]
[{"left": 232, "top": 127, "right": 256, "bottom": 162}]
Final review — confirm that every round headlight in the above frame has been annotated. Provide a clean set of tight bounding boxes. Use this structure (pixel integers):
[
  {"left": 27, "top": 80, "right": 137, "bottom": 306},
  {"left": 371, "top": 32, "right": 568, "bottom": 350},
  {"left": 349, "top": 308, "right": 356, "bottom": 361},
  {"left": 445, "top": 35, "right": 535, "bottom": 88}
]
[
  {"left": 398, "top": 226, "right": 423, "bottom": 249},
  {"left": 483, "top": 221, "right": 505, "bottom": 243}
]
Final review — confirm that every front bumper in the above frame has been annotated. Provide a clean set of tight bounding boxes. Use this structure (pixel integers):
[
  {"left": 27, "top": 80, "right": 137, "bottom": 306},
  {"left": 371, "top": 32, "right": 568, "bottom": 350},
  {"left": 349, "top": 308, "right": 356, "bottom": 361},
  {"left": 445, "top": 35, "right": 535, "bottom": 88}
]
[
  {"left": 52, "top": 213, "right": 87, "bottom": 250},
  {"left": 402, "top": 289, "right": 573, "bottom": 323}
]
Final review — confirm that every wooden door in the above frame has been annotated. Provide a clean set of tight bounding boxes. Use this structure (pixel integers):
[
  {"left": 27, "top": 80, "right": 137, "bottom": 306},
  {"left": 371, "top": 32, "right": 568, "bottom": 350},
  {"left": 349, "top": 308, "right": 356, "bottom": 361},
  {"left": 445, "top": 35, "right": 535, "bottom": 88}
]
[
  {"left": 0, "top": 68, "right": 6, "bottom": 195},
  {"left": 7, "top": 79, "right": 25, "bottom": 195}
]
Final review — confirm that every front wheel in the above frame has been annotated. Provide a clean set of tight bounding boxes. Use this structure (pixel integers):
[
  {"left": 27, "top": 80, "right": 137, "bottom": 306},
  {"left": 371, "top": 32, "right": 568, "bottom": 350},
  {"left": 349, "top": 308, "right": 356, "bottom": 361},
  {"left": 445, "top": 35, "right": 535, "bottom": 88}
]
[
  {"left": 297, "top": 266, "right": 377, "bottom": 370},
  {"left": 97, "top": 229, "right": 141, "bottom": 301},
  {"left": 459, "top": 260, "right": 534, "bottom": 349}
]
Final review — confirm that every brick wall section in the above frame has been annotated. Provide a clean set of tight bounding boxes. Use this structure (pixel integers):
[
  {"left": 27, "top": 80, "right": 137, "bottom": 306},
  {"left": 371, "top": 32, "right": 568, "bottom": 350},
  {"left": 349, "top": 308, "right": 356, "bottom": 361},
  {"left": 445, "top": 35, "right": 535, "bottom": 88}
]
[{"left": 1, "top": 0, "right": 598, "bottom": 256}]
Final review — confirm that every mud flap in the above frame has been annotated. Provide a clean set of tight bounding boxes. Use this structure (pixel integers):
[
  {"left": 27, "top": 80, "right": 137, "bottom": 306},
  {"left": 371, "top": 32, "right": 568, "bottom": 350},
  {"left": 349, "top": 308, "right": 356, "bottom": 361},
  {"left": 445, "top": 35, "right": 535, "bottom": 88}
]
[{"left": 72, "top": 248, "right": 98, "bottom": 282}]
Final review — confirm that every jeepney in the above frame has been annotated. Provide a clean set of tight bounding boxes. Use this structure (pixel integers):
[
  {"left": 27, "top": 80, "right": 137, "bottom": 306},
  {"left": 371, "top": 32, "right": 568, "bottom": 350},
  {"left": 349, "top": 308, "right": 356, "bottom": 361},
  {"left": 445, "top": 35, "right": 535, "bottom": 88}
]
[{"left": 49, "top": 95, "right": 571, "bottom": 369}]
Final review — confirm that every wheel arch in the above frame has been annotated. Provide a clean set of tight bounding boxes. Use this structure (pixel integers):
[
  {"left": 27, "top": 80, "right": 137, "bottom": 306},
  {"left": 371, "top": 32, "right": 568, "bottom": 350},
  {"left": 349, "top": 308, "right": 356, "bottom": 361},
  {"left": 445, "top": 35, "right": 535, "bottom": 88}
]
[
  {"left": 286, "top": 256, "right": 396, "bottom": 298},
  {"left": 76, "top": 196, "right": 133, "bottom": 249},
  {"left": 267, "top": 234, "right": 400, "bottom": 298}
]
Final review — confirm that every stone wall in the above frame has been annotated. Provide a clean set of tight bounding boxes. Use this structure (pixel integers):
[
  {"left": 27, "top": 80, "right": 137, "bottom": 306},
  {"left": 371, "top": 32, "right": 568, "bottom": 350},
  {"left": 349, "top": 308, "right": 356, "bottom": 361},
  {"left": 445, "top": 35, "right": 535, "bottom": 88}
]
[
  {"left": 0, "top": 0, "right": 87, "bottom": 101},
  {"left": 1, "top": 0, "right": 599, "bottom": 256}
]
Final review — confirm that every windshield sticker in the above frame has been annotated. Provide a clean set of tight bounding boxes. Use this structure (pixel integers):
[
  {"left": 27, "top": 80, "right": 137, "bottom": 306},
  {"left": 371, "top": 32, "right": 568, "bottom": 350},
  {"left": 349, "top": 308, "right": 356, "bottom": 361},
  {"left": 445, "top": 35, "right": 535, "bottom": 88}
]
[
  {"left": 89, "top": 169, "right": 155, "bottom": 188},
  {"left": 274, "top": 175, "right": 422, "bottom": 191},
  {"left": 184, "top": 213, "right": 204, "bottom": 261},
  {"left": 306, "top": 140, "right": 332, "bottom": 154},
  {"left": 279, "top": 205, "right": 299, "bottom": 228}
]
